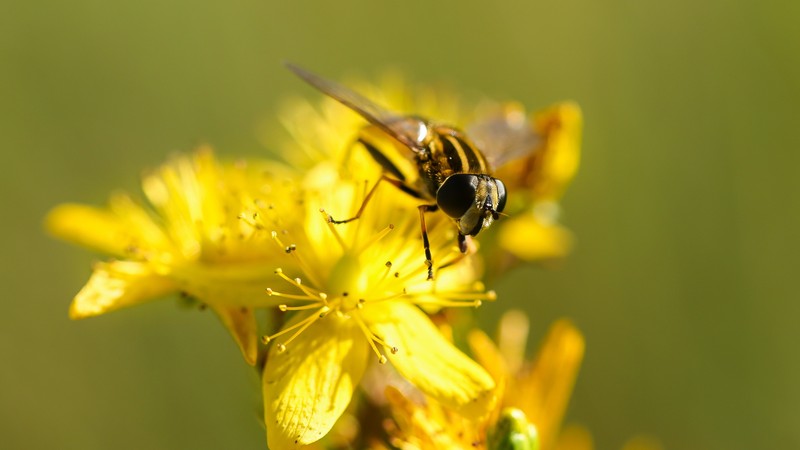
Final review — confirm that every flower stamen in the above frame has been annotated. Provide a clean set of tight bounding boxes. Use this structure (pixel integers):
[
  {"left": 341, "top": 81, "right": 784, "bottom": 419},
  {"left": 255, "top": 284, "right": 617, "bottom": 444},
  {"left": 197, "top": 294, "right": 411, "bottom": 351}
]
[
  {"left": 319, "top": 209, "right": 348, "bottom": 251},
  {"left": 236, "top": 212, "right": 264, "bottom": 230},
  {"left": 279, "top": 303, "right": 324, "bottom": 311},
  {"left": 400, "top": 289, "right": 496, "bottom": 309},
  {"left": 281, "top": 306, "right": 330, "bottom": 348},
  {"left": 261, "top": 305, "right": 331, "bottom": 350},
  {"left": 371, "top": 334, "right": 399, "bottom": 355},
  {"left": 274, "top": 268, "right": 325, "bottom": 299},
  {"left": 415, "top": 290, "right": 497, "bottom": 302},
  {"left": 266, "top": 288, "right": 319, "bottom": 301},
  {"left": 271, "top": 231, "right": 323, "bottom": 287},
  {"left": 353, "top": 312, "right": 389, "bottom": 364},
  {"left": 352, "top": 223, "right": 394, "bottom": 255},
  {"left": 362, "top": 287, "right": 408, "bottom": 304},
  {"left": 392, "top": 264, "right": 430, "bottom": 284},
  {"left": 380, "top": 261, "right": 393, "bottom": 281}
]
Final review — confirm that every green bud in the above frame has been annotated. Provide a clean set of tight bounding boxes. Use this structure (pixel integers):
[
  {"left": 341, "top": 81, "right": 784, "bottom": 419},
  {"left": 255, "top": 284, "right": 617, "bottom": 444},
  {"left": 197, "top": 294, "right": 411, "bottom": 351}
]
[{"left": 487, "top": 408, "right": 540, "bottom": 450}]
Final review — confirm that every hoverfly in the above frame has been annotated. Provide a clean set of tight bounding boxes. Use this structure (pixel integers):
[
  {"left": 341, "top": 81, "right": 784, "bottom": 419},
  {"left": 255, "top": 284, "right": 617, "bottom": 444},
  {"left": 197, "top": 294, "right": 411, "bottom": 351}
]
[{"left": 286, "top": 63, "right": 539, "bottom": 280}]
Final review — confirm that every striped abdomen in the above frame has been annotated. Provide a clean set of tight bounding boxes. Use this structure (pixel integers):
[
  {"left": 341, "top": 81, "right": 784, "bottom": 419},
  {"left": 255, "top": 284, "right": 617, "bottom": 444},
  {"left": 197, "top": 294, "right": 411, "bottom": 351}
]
[{"left": 418, "top": 125, "right": 490, "bottom": 194}]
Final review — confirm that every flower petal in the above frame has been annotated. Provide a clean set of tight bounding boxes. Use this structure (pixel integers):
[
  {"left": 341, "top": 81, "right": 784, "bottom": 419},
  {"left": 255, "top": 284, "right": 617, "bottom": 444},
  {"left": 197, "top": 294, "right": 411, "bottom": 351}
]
[
  {"left": 532, "top": 102, "right": 582, "bottom": 201},
  {"left": 498, "top": 214, "right": 573, "bottom": 261},
  {"left": 171, "top": 262, "right": 280, "bottom": 308},
  {"left": 263, "top": 313, "right": 368, "bottom": 448},
  {"left": 208, "top": 305, "right": 258, "bottom": 366},
  {"left": 364, "top": 302, "right": 496, "bottom": 419},
  {"left": 46, "top": 203, "right": 135, "bottom": 258},
  {"left": 70, "top": 261, "right": 176, "bottom": 319},
  {"left": 46, "top": 195, "right": 172, "bottom": 258},
  {"left": 383, "top": 386, "right": 480, "bottom": 449},
  {"left": 493, "top": 102, "right": 582, "bottom": 204},
  {"left": 467, "top": 329, "right": 508, "bottom": 384},
  {"left": 518, "top": 319, "right": 585, "bottom": 450}
]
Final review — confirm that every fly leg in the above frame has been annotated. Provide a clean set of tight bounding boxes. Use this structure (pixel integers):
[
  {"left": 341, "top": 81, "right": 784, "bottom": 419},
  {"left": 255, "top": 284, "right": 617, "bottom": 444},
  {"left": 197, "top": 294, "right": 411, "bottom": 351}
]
[
  {"left": 458, "top": 232, "right": 468, "bottom": 254},
  {"left": 325, "top": 172, "right": 438, "bottom": 282},
  {"left": 326, "top": 176, "right": 382, "bottom": 224},
  {"left": 417, "top": 204, "right": 439, "bottom": 280},
  {"left": 326, "top": 175, "right": 423, "bottom": 224},
  {"left": 435, "top": 233, "right": 474, "bottom": 277}
]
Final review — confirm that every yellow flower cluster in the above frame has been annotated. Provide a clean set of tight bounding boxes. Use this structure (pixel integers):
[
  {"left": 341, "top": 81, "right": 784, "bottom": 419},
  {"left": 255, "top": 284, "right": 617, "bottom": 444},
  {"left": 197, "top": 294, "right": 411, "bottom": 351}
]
[
  {"left": 47, "top": 72, "right": 589, "bottom": 449},
  {"left": 377, "top": 311, "right": 584, "bottom": 450},
  {"left": 46, "top": 149, "right": 296, "bottom": 364},
  {"left": 382, "top": 311, "right": 663, "bottom": 450}
]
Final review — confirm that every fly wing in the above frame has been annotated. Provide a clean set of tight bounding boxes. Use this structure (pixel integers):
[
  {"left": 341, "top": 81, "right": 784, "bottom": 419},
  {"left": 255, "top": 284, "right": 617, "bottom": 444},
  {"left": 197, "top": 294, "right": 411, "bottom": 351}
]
[
  {"left": 286, "top": 62, "right": 426, "bottom": 153},
  {"left": 467, "top": 109, "right": 541, "bottom": 170}
]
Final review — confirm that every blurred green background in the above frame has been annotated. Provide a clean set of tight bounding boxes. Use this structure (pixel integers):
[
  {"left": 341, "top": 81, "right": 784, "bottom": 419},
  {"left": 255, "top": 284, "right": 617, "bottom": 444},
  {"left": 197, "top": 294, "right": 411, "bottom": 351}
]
[{"left": 3, "top": 1, "right": 799, "bottom": 449}]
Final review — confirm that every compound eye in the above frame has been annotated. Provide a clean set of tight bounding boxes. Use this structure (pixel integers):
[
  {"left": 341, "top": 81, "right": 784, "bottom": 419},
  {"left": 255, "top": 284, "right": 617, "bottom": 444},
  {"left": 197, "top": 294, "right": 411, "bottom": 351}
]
[
  {"left": 437, "top": 174, "right": 478, "bottom": 219},
  {"left": 495, "top": 178, "right": 507, "bottom": 213}
]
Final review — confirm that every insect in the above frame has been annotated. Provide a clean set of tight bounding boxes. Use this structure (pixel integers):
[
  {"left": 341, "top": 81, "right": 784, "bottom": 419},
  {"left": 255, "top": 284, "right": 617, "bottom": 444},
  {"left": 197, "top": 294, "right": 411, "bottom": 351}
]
[{"left": 287, "top": 63, "right": 539, "bottom": 280}]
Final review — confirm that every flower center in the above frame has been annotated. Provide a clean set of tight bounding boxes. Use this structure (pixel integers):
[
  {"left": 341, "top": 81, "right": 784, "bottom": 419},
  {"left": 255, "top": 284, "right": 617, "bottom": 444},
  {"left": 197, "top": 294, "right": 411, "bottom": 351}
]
[
  {"left": 260, "top": 201, "right": 497, "bottom": 363},
  {"left": 327, "top": 254, "right": 363, "bottom": 312}
]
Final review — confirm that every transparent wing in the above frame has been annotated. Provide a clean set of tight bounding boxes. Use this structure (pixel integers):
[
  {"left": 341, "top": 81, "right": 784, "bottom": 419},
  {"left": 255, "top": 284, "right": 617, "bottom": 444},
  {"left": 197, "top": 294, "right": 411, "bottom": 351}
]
[
  {"left": 285, "top": 62, "right": 426, "bottom": 153},
  {"left": 467, "top": 109, "right": 541, "bottom": 170}
]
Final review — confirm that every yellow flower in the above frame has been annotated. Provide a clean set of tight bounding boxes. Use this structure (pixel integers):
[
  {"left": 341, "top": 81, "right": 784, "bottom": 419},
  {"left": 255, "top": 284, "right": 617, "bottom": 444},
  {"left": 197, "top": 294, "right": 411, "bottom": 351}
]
[
  {"left": 494, "top": 103, "right": 583, "bottom": 203},
  {"left": 47, "top": 145, "right": 496, "bottom": 449},
  {"left": 381, "top": 312, "right": 663, "bottom": 450},
  {"left": 378, "top": 311, "right": 583, "bottom": 450},
  {"left": 470, "top": 311, "right": 584, "bottom": 450},
  {"left": 261, "top": 73, "right": 584, "bottom": 448},
  {"left": 492, "top": 103, "right": 583, "bottom": 263},
  {"left": 46, "top": 148, "right": 299, "bottom": 365},
  {"left": 381, "top": 384, "right": 482, "bottom": 450},
  {"left": 258, "top": 161, "right": 497, "bottom": 449}
]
